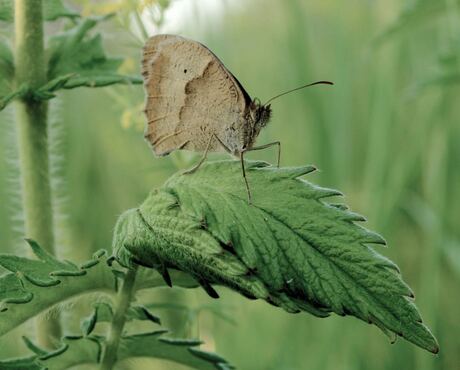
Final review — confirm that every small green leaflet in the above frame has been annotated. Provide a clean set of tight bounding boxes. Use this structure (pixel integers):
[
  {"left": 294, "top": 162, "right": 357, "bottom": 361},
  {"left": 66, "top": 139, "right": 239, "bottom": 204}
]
[
  {"left": 113, "top": 160, "right": 439, "bottom": 354},
  {"left": 81, "top": 302, "right": 161, "bottom": 336}
]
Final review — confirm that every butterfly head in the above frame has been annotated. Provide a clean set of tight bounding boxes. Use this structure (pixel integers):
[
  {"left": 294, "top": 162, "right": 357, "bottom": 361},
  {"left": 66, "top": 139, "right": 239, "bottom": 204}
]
[
  {"left": 249, "top": 98, "right": 272, "bottom": 127},
  {"left": 244, "top": 98, "right": 272, "bottom": 148}
]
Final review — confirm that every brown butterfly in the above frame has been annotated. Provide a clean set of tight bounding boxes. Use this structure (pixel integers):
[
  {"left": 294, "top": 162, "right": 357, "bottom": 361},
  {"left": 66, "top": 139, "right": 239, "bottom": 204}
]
[{"left": 141, "top": 34, "right": 332, "bottom": 203}]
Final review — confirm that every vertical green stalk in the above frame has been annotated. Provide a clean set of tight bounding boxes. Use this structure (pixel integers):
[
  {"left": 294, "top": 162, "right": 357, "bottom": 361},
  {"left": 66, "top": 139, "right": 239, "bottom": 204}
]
[
  {"left": 14, "top": 0, "right": 60, "bottom": 348},
  {"left": 100, "top": 267, "right": 138, "bottom": 370}
]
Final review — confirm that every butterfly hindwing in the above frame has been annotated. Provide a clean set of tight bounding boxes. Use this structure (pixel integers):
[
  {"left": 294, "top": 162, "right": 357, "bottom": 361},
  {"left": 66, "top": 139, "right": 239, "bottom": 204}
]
[{"left": 142, "top": 35, "right": 250, "bottom": 156}]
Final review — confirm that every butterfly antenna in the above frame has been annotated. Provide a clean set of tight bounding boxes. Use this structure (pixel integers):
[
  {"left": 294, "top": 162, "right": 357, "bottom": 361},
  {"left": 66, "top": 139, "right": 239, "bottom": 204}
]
[{"left": 263, "top": 80, "right": 334, "bottom": 106}]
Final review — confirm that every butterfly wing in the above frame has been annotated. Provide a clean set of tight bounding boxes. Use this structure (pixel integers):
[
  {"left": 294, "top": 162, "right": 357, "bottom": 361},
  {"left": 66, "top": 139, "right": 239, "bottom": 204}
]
[{"left": 142, "top": 34, "right": 251, "bottom": 156}]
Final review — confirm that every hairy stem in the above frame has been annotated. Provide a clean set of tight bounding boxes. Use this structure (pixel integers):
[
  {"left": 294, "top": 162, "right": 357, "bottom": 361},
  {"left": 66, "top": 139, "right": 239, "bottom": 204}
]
[
  {"left": 14, "top": 0, "right": 60, "bottom": 348},
  {"left": 100, "top": 267, "right": 138, "bottom": 370}
]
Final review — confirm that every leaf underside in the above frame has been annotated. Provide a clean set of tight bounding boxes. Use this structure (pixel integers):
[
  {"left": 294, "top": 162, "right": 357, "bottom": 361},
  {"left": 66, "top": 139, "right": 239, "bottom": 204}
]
[{"left": 113, "top": 160, "right": 439, "bottom": 354}]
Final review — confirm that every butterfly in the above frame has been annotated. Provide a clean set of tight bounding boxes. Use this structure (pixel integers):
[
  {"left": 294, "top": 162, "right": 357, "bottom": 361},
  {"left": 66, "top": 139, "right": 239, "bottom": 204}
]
[{"left": 141, "top": 34, "right": 332, "bottom": 203}]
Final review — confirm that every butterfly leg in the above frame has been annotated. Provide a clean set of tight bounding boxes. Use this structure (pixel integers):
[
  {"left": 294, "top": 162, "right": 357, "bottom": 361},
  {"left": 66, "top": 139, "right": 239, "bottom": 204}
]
[
  {"left": 240, "top": 150, "right": 252, "bottom": 204},
  {"left": 244, "top": 141, "right": 281, "bottom": 167},
  {"left": 239, "top": 141, "right": 281, "bottom": 204},
  {"left": 182, "top": 135, "right": 213, "bottom": 175},
  {"left": 212, "top": 134, "right": 253, "bottom": 204},
  {"left": 213, "top": 134, "right": 233, "bottom": 155}
]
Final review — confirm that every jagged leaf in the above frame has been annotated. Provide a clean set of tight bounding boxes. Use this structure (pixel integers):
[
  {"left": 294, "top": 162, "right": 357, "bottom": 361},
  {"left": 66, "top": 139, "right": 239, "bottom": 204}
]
[
  {"left": 0, "top": 0, "right": 79, "bottom": 22},
  {"left": 0, "top": 239, "right": 84, "bottom": 286},
  {"left": 22, "top": 336, "right": 48, "bottom": 356},
  {"left": 0, "top": 88, "right": 26, "bottom": 111},
  {"left": 46, "top": 17, "right": 142, "bottom": 92},
  {"left": 129, "top": 305, "right": 162, "bottom": 324},
  {"left": 0, "top": 247, "right": 113, "bottom": 335},
  {"left": 80, "top": 307, "right": 98, "bottom": 336},
  {"left": 82, "top": 302, "right": 161, "bottom": 335},
  {"left": 37, "top": 336, "right": 100, "bottom": 369},
  {"left": 0, "top": 337, "right": 99, "bottom": 370},
  {"left": 1, "top": 332, "right": 232, "bottom": 370},
  {"left": 113, "top": 160, "right": 439, "bottom": 354},
  {"left": 118, "top": 331, "right": 234, "bottom": 370},
  {"left": 0, "top": 273, "right": 33, "bottom": 310},
  {"left": 0, "top": 242, "right": 196, "bottom": 336},
  {"left": 42, "top": 0, "right": 80, "bottom": 21}
]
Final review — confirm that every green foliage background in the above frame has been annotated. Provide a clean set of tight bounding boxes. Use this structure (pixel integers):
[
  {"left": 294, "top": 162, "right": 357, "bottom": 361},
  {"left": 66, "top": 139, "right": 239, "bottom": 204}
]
[{"left": 0, "top": 0, "right": 459, "bottom": 369}]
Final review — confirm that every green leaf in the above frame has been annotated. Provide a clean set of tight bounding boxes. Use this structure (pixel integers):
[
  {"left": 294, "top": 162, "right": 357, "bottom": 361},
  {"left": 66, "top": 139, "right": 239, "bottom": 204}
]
[
  {"left": 22, "top": 336, "right": 48, "bottom": 356},
  {"left": 0, "top": 246, "right": 112, "bottom": 335},
  {"left": 81, "top": 302, "right": 161, "bottom": 335},
  {"left": 113, "top": 160, "right": 439, "bottom": 354},
  {"left": 118, "top": 331, "right": 234, "bottom": 370},
  {"left": 0, "top": 273, "right": 33, "bottom": 309},
  {"left": 38, "top": 336, "right": 100, "bottom": 369},
  {"left": 46, "top": 17, "right": 142, "bottom": 93},
  {"left": 0, "top": 356, "right": 42, "bottom": 370},
  {"left": 0, "top": 88, "right": 26, "bottom": 111},
  {"left": 80, "top": 307, "right": 98, "bottom": 336},
  {"left": 129, "top": 305, "right": 162, "bottom": 324},
  {"left": 2, "top": 331, "right": 232, "bottom": 370},
  {"left": 0, "top": 242, "right": 196, "bottom": 336},
  {"left": 0, "top": 0, "right": 79, "bottom": 22},
  {"left": 0, "top": 239, "right": 85, "bottom": 286},
  {"left": 42, "top": 0, "right": 80, "bottom": 21}
]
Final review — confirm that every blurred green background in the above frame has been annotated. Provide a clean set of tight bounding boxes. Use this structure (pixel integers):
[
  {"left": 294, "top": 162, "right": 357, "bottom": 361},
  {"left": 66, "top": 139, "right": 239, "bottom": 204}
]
[{"left": 0, "top": 0, "right": 459, "bottom": 369}]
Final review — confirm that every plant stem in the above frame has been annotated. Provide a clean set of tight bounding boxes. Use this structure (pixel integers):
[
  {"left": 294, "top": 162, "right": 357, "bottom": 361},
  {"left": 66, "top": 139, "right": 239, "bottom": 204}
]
[
  {"left": 14, "top": 0, "right": 60, "bottom": 348},
  {"left": 100, "top": 267, "right": 138, "bottom": 370}
]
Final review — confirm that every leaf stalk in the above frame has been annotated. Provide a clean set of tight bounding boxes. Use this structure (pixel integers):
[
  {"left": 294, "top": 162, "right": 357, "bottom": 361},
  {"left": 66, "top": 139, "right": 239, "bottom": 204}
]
[{"left": 100, "top": 267, "right": 138, "bottom": 370}]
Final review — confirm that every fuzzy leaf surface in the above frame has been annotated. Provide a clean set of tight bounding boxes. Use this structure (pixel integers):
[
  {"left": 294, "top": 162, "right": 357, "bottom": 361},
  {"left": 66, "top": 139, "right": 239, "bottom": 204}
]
[{"left": 114, "top": 160, "right": 439, "bottom": 353}]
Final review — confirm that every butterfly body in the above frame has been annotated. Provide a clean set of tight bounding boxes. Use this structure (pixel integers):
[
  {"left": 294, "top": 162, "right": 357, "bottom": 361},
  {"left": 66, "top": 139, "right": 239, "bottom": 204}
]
[{"left": 141, "top": 34, "right": 271, "bottom": 157}]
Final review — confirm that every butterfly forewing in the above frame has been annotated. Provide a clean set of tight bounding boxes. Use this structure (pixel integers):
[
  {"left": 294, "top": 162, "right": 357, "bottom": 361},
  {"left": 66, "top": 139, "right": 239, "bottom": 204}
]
[{"left": 142, "top": 35, "right": 250, "bottom": 156}]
